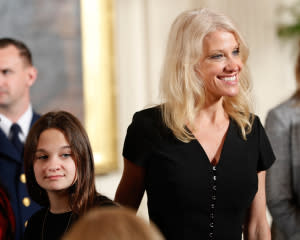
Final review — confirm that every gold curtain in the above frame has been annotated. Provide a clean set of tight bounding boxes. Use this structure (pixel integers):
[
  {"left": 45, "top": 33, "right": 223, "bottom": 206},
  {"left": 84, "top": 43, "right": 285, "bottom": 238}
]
[{"left": 80, "top": 0, "right": 117, "bottom": 174}]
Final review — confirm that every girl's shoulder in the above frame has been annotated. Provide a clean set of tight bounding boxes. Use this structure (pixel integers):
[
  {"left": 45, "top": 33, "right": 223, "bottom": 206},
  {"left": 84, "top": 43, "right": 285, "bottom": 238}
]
[
  {"left": 24, "top": 207, "right": 48, "bottom": 239},
  {"left": 28, "top": 207, "right": 48, "bottom": 221}
]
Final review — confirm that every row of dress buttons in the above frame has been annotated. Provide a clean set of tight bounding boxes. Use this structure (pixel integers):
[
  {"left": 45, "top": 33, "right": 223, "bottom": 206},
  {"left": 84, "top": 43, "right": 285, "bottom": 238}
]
[{"left": 209, "top": 165, "right": 217, "bottom": 239}]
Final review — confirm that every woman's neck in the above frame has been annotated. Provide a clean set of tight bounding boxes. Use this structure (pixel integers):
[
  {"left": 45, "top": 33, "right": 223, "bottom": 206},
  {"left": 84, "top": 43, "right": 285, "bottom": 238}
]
[
  {"left": 196, "top": 100, "right": 227, "bottom": 125},
  {"left": 47, "top": 191, "right": 71, "bottom": 214}
]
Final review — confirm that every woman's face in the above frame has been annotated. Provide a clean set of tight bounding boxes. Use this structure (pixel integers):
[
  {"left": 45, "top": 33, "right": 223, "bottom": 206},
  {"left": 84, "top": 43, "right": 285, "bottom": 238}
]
[
  {"left": 33, "top": 128, "right": 77, "bottom": 195},
  {"left": 197, "top": 30, "right": 243, "bottom": 102}
]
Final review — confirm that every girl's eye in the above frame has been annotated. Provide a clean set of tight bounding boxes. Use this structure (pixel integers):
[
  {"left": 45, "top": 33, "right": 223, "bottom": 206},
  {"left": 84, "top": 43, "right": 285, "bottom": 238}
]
[
  {"left": 62, "top": 153, "right": 71, "bottom": 158},
  {"left": 36, "top": 155, "right": 48, "bottom": 160},
  {"left": 2, "top": 69, "right": 11, "bottom": 75}
]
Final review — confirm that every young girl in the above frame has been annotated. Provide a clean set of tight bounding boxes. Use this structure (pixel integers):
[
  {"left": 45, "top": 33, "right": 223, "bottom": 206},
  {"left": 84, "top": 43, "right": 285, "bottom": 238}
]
[{"left": 23, "top": 111, "right": 116, "bottom": 240}]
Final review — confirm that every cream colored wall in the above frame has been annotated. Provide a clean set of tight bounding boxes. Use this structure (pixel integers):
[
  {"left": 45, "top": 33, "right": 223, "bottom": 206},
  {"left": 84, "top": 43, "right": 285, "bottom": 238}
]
[{"left": 96, "top": 0, "right": 298, "bottom": 221}]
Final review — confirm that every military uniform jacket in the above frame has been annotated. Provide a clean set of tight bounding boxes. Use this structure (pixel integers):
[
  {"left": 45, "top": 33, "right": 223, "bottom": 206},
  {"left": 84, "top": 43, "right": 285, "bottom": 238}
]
[{"left": 0, "top": 112, "right": 40, "bottom": 240}]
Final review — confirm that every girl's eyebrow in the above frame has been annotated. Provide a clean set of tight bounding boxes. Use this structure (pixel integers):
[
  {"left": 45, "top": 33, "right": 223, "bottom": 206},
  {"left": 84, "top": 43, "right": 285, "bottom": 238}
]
[
  {"left": 35, "top": 146, "right": 71, "bottom": 153},
  {"left": 62, "top": 146, "right": 71, "bottom": 149},
  {"left": 35, "top": 149, "right": 47, "bottom": 153}
]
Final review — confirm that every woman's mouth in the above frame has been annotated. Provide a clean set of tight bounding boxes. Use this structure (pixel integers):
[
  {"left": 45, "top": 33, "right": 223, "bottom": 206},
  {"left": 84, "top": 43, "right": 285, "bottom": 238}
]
[{"left": 218, "top": 74, "right": 237, "bottom": 82}]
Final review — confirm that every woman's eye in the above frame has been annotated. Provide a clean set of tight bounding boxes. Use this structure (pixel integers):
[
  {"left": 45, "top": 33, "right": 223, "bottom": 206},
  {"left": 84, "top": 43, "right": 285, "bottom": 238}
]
[
  {"left": 210, "top": 54, "right": 223, "bottom": 59},
  {"left": 233, "top": 48, "right": 240, "bottom": 56}
]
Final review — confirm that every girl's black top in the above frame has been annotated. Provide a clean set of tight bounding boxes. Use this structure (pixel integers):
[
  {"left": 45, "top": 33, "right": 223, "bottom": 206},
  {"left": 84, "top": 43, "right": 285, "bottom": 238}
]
[{"left": 24, "top": 195, "right": 116, "bottom": 240}]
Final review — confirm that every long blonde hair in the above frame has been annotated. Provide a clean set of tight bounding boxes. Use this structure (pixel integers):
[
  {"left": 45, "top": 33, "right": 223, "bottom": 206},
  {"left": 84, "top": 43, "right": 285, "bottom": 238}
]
[{"left": 160, "top": 8, "right": 253, "bottom": 142}]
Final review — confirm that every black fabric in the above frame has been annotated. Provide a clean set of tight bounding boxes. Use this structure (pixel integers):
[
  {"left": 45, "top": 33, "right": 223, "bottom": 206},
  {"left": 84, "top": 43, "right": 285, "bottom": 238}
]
[
  {"left": 24, "top": 195, "right": 116, "bottom": 240},
  {"left": 10, "top": 123, "right": 23, "bottom": 155},
  {"left": 123, "top": 106, "right": 275, "bottom": 240}
]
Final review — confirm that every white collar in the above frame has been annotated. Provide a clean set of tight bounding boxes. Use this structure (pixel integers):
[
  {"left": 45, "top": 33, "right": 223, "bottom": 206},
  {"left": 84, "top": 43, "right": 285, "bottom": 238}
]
[{"left": 0, "top": 105, "right": 33, "bottom": 142}]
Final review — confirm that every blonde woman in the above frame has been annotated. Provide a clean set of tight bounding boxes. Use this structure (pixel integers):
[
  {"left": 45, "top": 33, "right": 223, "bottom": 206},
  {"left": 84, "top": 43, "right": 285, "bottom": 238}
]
[{"left": 115, "top": 8, "right": 275, "bottom": 240}]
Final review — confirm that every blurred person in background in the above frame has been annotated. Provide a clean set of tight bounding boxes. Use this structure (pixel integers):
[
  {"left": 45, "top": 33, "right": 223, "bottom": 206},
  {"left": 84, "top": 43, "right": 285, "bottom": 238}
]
[{"left": 265, "top": 45, "right": 300, "bottom": 240}]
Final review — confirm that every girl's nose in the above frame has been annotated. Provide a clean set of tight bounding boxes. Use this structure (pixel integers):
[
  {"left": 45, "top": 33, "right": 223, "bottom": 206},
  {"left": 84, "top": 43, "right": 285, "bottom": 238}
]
[
  {"left": 47, "top": 158, "right": 61, "bottom": 172},
  {"left": 48, "top": 165, "right": 60, "bottom": 172}
]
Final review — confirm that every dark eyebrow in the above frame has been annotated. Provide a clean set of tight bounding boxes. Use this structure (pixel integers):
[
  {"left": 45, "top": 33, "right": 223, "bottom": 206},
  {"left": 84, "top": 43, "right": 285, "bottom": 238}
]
[
  {"left": 35, "top": 146, "right": 71, "bottom": 153},
  {"left": 0, "top": 67, "right": 12, "bottom": 71},
  {"left": 61, "top": 146, "right": 71, "bottom": 150},
  {"left": 35, "top": 149, "right": 47, "bottom": 154}
]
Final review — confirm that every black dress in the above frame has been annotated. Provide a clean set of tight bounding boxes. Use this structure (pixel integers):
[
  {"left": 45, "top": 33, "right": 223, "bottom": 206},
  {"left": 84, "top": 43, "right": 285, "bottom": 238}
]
[
  {"left": 24, "top": 195, "right": 116, "bottom": 240},
  {"left": 123, "top": 106, "right": 275, "bottom": 240}
]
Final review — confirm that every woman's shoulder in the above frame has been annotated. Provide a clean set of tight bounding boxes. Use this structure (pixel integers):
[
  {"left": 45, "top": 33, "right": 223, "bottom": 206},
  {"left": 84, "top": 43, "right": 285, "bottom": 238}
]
[
  {"left": 230, "top": 114, "right": 263, "bottom": 139},
  {"left": 132, "top": 105, "right": 162, "bottom": 122},
  {"left": 129, "top": 105, "right": 167, "bottom": 133}
]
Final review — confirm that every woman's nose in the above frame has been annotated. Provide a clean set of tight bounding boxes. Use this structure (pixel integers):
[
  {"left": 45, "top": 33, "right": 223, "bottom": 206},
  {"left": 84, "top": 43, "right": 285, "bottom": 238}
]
[{"left": 224, "top": 59, "right": 240, "bottom": 72}]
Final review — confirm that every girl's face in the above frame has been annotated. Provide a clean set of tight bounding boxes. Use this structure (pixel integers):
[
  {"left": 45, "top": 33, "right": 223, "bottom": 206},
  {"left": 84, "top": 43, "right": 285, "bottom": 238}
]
[
  {"left": 197, "top": 30, "right": 243, "bottom": 103},
  {"left": 33, "top": 128, "right": 77, "bottom": 195}
]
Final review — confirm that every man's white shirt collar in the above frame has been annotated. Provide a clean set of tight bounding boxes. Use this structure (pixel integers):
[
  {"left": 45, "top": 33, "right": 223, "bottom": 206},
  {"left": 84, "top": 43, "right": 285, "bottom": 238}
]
[{"left": 0, "top": 105, "right": 33, "bottom": 142}]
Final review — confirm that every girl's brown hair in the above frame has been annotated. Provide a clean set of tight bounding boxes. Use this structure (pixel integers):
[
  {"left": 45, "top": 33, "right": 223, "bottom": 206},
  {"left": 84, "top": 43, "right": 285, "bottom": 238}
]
[{"left": 24, "top": 111, "right": 98, "bottom": 215}]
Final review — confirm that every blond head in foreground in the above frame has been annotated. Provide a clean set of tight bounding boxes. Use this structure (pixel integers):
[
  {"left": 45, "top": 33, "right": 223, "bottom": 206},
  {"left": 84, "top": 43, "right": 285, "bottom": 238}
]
[{"left": 63, "top": 207, "right": 165, "bottom": 240}]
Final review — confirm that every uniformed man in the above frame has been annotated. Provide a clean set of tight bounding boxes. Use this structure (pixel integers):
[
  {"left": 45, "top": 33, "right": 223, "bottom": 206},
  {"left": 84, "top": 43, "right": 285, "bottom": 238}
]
[{"left": 0, "top": 38, "right": 40, "bottom": 240}]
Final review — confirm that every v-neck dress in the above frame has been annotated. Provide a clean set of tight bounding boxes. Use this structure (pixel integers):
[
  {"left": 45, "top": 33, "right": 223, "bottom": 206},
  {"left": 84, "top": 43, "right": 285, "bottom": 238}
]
[{"left": 123, "top": 106, "right": 275, "bottom": 240}]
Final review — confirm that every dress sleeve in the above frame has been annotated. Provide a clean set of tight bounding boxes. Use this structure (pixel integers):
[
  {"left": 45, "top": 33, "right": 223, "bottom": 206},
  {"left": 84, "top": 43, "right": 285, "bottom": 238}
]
[
  {"left": 265, "top": 108, "right": 300, "bottom": 238},
  {"left": 122, "top": 109, "right": 158, "bottom": 167},
  {"left": 256, "top": 116, "right": 276, "bottom": 171}
]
